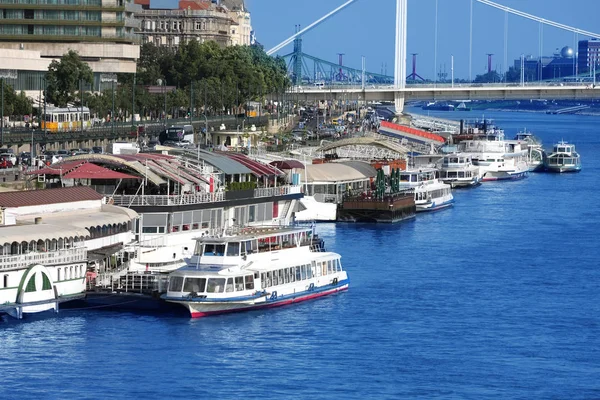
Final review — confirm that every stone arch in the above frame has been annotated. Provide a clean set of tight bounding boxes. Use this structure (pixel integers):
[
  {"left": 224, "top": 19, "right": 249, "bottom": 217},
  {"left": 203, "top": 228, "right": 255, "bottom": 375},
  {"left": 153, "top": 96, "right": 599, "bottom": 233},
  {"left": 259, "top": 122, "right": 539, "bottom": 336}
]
[
  {"left": 16, "top": 264, "right": 57, "bottom": 313},
  {"left": 3, "top": 242, "right": 10, "bottom": 255},
  {"left": 37, "top": 239, "right": 45, "bottom": 252},
  {"left": 11, "top": 241, "right": 19, "bottom": 255}
]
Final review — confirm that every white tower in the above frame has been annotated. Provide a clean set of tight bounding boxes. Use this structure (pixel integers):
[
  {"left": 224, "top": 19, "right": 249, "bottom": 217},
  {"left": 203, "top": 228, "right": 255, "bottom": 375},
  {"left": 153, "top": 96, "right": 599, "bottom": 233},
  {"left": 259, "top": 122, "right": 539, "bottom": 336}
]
[{"left": 394, "top": 0, "right": 408, "bottom": 113}]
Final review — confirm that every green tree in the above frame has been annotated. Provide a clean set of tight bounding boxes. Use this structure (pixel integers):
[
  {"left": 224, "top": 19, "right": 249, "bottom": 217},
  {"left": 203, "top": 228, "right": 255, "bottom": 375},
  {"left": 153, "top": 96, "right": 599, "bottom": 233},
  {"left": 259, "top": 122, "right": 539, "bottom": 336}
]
[
  {"left": 46, "top": 50, "right": 94, "bottom": 107},
  {"left": 504, "top": 67, "right": 521, "bottom": 83},
  {"left": 474, "top": 71, "right": 502, "bottom": 83},
  {"left": 13, "top": 91, "right": 33, "bottom": 116}
]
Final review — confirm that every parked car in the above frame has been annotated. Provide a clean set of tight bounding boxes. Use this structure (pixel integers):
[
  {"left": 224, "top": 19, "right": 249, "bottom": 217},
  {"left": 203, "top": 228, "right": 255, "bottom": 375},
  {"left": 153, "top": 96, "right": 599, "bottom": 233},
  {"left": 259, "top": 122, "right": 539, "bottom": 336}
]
[
  {"left": 0, "top": 157, "right": 13, "bottom": 169},
  {"left": 92, "top": 146, "right": 104, "bottom": 154},
  {"left": 0, "top": 153, "right": 17, "bottom": 166}
]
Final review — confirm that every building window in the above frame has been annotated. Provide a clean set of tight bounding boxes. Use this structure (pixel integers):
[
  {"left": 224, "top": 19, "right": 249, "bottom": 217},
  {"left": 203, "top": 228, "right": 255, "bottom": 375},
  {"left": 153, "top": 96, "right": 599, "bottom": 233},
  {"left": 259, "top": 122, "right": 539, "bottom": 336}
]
[
  {"left": 195, "top": 21, "right": 201, "bottom": 30},
  {"left": 3, "top": 274, "right": 7, "bottom": 288}
]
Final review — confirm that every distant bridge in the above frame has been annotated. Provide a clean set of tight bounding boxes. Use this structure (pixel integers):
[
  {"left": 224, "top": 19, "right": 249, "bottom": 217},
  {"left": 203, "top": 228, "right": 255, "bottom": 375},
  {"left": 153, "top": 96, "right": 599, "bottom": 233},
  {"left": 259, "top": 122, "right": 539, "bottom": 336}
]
[{"left": 292, "top": 83, "right": 600, "bottom": 104}]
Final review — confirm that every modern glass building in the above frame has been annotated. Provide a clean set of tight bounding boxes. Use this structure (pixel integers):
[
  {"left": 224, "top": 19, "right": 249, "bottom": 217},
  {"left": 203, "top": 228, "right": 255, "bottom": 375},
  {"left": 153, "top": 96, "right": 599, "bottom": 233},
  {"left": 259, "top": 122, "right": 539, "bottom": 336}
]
[{"left": 0, "top": 0, "right": 141, "bottom": 93}]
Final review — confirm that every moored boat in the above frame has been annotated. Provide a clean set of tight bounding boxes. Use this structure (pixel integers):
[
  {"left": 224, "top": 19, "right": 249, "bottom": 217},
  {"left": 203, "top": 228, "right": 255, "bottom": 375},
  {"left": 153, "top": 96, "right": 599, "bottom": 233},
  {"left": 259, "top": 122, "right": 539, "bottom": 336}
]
[
  {"left": 515, "top": 130, "right": 545, "bottom": 172},
  {"left": 437, "top": 153, "right": 481, "bottom": 188},
  {"left": 544, "top": 141, "right": 582, "bottom": 173},
  {"left": 162, "top": 226, "right": 349, "bottom": 318},
  {"left": 398, "top": 168, "right": 454, "bottom": 211}
]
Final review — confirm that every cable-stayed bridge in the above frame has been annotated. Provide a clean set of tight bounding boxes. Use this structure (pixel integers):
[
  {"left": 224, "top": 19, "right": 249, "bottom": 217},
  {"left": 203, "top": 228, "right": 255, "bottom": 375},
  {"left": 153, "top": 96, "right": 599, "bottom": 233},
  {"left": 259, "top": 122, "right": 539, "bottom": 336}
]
[{"left": 267, "top": 0, "right": 600, "bottom": 112}]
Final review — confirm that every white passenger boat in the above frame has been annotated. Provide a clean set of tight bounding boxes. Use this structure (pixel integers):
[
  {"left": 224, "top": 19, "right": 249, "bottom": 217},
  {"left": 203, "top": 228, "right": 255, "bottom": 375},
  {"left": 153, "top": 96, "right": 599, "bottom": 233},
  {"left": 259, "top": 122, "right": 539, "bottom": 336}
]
[
  {"left": 162, "top": 226, "right": 349, "bottom": 318},
  {"left": 544, "top": 141, "right": 582, "bottom": 173},
  {"left": 459, "top": 132, "right": 529, "bottom": 181},
  {"left": 437, "top": 153, "right": 481, "bottom": 188},
  {"left": 398, "top": 168, "right": 454, "bottom": 212}
]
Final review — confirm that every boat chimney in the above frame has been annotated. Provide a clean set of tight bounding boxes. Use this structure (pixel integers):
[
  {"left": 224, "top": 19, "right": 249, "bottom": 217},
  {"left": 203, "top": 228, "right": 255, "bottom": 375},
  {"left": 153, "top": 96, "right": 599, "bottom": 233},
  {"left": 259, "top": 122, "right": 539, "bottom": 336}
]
[
  {"left": 35, "top": 217, "right": 42, "bottom": 224},
  {"left": 459, "top": 119, "right": 464, "bottom": 135}
]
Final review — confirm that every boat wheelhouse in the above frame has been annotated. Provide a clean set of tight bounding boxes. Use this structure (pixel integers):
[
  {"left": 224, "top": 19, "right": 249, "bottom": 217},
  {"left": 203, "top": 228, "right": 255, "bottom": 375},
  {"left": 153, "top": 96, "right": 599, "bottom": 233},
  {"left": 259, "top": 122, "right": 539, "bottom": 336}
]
[
  {"left": 544, "top": 141, "right": 581, "bottom": 173},
  {"left": 437, "top": 153, "right": 481, "bottom": 188},
  {"left": 398, "top": 168, "right": 454, "bottom": 212},
  {"left": 162, "top": 226, "right": 349, "bottom": 318}
]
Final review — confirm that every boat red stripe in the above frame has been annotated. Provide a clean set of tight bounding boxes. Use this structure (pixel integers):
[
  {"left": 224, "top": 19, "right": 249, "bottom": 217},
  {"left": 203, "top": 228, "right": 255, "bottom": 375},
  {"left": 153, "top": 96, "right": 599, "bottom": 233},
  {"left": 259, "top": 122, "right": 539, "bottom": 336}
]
[{"left": 189, "top": 285, "right": 348, "bottom": 318}]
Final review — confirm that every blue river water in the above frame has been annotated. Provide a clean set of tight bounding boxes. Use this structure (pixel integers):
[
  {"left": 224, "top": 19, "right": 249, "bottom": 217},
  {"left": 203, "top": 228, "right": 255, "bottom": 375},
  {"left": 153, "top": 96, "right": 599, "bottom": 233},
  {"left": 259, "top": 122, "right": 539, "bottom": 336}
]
[{"left": 1, "top": 110, "right": 599, "bottom": 399}]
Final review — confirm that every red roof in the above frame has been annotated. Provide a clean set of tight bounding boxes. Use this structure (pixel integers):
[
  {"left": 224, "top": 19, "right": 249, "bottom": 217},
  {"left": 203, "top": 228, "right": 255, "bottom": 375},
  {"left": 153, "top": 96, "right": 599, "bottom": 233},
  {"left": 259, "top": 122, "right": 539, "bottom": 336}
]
[
  {"left": 28, "top": 160, "right": 86, "bottom": 176},
  {"left": 219, "top": 152, "right": 284, "bottom": 177},
  {"left": 0, "top": 187, "right": 103, "bottom": 208},
  {"left": 63, "top": 163, "right": 141, "bottom": 180},
  {"left": 380, "top": 121, "right": 446, "bottom": 143},
  {"left": 179, "top": 0, "right": 210, "bottom": 10}
]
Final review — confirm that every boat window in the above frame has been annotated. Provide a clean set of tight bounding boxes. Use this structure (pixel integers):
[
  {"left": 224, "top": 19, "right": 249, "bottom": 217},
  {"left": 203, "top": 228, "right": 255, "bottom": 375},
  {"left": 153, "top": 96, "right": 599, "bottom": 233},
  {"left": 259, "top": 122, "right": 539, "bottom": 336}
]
[
  {"left": 203, "top": 244, "right": 215, "bottom": 255},
  {"left": 327, "top": 260, "right": 334, "bottom": 274},
  {"left": 400, "top": 174, "right": 410, "bottom": 182},
  {"left": 337, "top": 259, "right": 342, "bottom": 271},
  {"left": 283, "top": 268, "right": 289, "bottom": 284},
  {"left": 272, "top": 270, "right": 278, "bottom": 285},
  {"left": 296, "top": 266, "right": 302, "bottom": 281},
  {"left": 267, "top": 271, "right": 273, "bottom": 287},
  {"left": 183, "top": 277, "right": 206, "bottom": 293},
  {"left": 235, "top": 276, "right": 244, "bottom": 291},
  {"left": 289, "top": 267, "right": 295, "bottom": 282},
  {"left": 245, "top": 275, "right": 254, "bottom": 290},
  {"left": 278, "top": 269, "right": 284, "bottom": 285},
  {"left": 300, "top": 265, "right": 306, "bottom": 280},
  {"left": 226, "top": 242, "right": 240, "bottom": 257},
  {"left": 169, "top": 276, "right": 184, "bottom": 292},
  {"left": 307, "top": 264, "right": 314, "bottom": 279},
  {"left": 3, "top": 274, "right": 8, "bottom": 288},
  {"left": 206, "top": 278, "right": 226, "bottom": 293},
  {"left": 226, "top": 278, "right": 234, "bottom": 293}
]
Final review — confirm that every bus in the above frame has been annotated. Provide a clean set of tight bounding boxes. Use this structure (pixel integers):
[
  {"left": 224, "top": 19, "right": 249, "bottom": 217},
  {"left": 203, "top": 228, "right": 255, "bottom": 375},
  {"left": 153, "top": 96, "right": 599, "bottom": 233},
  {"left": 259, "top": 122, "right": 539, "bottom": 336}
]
[{"left": 41, "top": 106, "right": 91, "bottom": 133}]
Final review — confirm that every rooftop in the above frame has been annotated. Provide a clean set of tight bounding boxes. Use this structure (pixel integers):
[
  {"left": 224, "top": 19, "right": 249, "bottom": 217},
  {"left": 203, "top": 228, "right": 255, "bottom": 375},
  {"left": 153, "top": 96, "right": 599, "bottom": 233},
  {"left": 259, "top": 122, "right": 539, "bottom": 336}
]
[{"left": 0, "top": 187, "right": 103, "bottom": 208}]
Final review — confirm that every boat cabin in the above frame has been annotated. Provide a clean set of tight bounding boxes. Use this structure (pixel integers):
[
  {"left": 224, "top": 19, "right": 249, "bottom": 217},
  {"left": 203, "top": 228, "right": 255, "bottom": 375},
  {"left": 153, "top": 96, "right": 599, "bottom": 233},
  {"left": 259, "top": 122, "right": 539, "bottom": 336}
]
[
  {"left": 399, "top": 169, "right": 437, "bottom": 185},
  {"left": 552, "top": 142, "right": 576, "bottom": 155},
  {"left": 189, "top": 227, "right": 318, "bottom": 266}
]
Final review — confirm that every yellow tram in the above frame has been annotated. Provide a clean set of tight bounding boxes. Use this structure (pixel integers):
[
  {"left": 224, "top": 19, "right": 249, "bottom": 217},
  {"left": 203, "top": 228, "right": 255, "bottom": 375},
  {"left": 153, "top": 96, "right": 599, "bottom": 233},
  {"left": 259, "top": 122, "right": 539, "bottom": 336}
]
[{"left": 41, "top": 106, "right": 91, "bottom": 132}]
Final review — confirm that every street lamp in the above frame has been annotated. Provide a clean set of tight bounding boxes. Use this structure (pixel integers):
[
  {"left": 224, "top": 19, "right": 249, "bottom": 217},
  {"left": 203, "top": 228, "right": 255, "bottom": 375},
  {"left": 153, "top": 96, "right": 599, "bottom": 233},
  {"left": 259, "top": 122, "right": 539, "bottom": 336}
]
[
  {"left": 200, "top": 113, "right": 208, "bottom": 147},
  {"left": 0, "top": 69, "right": 17, "bottom": 146}
]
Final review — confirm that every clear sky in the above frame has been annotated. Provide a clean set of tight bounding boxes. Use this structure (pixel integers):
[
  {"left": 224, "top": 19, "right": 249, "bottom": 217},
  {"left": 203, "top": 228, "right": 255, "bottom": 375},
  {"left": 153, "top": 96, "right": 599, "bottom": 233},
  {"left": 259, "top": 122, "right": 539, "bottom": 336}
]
[{"left": 154, "top": 0, "right": 600, "bottom": 80}]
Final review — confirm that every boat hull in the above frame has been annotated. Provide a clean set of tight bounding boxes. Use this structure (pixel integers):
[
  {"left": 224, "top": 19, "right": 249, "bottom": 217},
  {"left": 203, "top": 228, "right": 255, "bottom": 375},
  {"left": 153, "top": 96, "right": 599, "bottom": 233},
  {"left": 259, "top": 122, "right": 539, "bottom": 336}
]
[
  {"left": 545, "top": 165, "right": 581, "bottom": 173},
  {"left": 416, "top": 197, "right": 454, "bottom": 212},
  {"left": 481, "top": 170, "right": 528, "bottom": 181},
  {"left": 167, "top": 280, "right": 349, "bottom": 318}
]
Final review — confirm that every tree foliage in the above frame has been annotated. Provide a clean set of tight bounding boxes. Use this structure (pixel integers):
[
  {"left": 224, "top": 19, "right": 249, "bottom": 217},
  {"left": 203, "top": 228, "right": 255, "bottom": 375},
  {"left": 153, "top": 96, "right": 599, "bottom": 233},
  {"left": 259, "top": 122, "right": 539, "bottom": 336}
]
[
  {"left": 474, "top": 71, "right": 503, "bottom": 83},
  {"left": 80, "top": 41, "right": 289, "bottom": 120},
  {"left": 46, "top": 50, "right": 94, "bottom": 107},
  {"left": 1, "top": 83, "right": 32, "bottom": 117}
]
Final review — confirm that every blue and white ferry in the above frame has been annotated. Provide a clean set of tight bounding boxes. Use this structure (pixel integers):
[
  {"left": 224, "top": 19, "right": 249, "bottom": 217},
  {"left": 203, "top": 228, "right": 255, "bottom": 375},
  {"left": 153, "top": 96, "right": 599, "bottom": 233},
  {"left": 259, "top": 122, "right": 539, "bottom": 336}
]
[
  {"left": 399, "top": 168, "right": 454, "bottom": 212},
  {"left": 162, "top": 226, "right": 349, "bottom": 318}
]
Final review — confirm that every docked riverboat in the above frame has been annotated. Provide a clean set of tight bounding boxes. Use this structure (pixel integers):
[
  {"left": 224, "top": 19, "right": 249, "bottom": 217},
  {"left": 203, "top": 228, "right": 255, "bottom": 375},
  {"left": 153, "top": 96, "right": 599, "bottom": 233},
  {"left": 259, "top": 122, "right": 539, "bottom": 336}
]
[
  {"left": 459, "top": 131, "right": 529, "bottom": 181},
  {"left": 515, "top": 130, "right": 545, "bottom": 172},
  {"left": 162, "top": 226, "right": 349, "bottom": 318},
  {"left": 398, "top": 168, "right": 454, "bottom": 212},
  {"left": 437, "top": 153, "right": 481, "bottom": 188},
  {"left": 544, "top": 141, "right": 582, "bottom": 173}
]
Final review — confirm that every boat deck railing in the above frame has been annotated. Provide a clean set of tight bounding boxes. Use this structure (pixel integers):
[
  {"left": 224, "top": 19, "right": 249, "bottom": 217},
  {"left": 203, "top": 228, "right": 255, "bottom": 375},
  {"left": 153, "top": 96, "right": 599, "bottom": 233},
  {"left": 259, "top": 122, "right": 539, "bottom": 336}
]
[
  {"left": 111, "top": 185, "right": 302, "bottom": 208},
  {"left": 89, "top": 269, "right": 170, "bottom": 295},
  {"left": 0, "top": 246, "right": 87, "bottom": 272}
]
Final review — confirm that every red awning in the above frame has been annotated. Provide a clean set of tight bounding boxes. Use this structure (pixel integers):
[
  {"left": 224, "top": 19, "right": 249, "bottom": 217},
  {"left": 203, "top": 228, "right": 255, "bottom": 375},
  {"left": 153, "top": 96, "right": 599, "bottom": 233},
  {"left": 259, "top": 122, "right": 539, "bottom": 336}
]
[
  {"left": 62, "top": 163, "right": 141, "bottom": 180},
  {"left": 269, "top": 160, "right": 305, "bottom": 170}
]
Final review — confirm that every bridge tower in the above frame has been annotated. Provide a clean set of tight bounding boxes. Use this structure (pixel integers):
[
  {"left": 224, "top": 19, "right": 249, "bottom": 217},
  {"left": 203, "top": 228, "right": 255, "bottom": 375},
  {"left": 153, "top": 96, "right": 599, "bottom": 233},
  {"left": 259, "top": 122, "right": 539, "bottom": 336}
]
[
  {"left": 394, "top": 0, "right": 408, "bottom": 114},
  {"left": 292, "top": 25, "right": 303, "bottom": 86}
]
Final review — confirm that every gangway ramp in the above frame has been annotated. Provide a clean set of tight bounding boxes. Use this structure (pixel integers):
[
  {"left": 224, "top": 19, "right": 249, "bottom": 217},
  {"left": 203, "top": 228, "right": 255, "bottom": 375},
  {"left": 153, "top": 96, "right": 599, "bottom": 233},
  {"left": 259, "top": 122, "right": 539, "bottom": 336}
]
[{"left": 547, "top": 105, "right": 590, "bottom": 114}]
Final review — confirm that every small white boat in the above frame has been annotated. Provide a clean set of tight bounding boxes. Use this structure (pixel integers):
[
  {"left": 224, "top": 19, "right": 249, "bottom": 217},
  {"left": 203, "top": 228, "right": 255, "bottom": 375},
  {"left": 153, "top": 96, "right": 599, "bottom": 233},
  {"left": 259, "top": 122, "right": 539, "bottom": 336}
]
[
  {"left": 437, "top": 153, "right": 481, "bottom": 188},
  {"left": 162, "top": 226, "right": 349, "bottom": 318},
  {"left": 399, "top": 168, "right": 454, "bottom": 212},
  {"left": 544, "top": 141, "right": 582, "bottom": 173}
]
